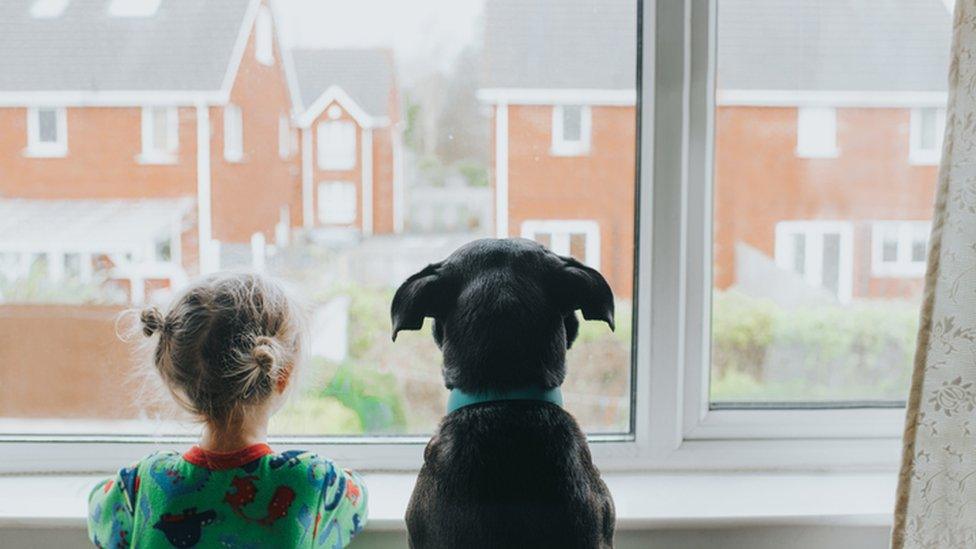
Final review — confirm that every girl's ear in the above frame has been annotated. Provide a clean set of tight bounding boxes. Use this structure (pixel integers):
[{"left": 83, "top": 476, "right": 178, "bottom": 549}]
[{"left": 275, "top": 363, "right": 294, "bottom": 394}]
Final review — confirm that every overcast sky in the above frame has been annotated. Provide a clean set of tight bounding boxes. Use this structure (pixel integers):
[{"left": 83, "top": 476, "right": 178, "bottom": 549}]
[{"left": 275, "top": 0, "right": 484, "bottom": 76}]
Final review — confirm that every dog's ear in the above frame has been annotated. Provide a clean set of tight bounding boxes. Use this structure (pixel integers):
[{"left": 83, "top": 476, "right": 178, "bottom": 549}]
[
  {"left": 552, "top": 256, "right": 615, "bottom": 331},
  {"left": 391, "top": 262, "right": 446, "bottom": 341}
]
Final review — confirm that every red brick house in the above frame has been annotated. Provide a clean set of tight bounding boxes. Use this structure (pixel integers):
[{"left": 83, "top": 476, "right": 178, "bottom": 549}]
[
  {"left": 0, "top": 0, "right": 298, "bottom": 301},
  {"left": 288, "top": 49, "right": 403, "bottom": 237},
  {"left": 713, "top": 0, "right": 950, "bottom": 303},
  {"left": 481, "top": 0, "right": 949, "bottom": 303}
]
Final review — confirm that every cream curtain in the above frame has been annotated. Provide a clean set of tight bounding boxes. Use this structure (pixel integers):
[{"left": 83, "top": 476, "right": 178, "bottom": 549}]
[{"left": 892, "top": 2, "right": 976, "bottom": 547}]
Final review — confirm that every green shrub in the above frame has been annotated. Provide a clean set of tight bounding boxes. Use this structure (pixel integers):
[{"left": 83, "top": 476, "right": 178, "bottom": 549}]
[{"left": 711, "top": 291, "right": 919, "bottom": 402}]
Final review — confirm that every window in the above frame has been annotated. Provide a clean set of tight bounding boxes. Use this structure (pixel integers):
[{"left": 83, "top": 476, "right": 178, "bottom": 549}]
[
  {"left": 773, "top": 221, "right": 853, "bottom": 302},
  {"left": 317, "top": 181, "right": 357, "bottom": 224},
  {"left": 1, "top": 0, "right": 637, "bottom": 462},
  {"left": 872, "top": 221, "right": 930, "bottom": 277},
  {"left": 140, "top": 106, "right": 178, "bottom": 162},
  {"left": 255, "top": 6, "right": 274, "bottom": 66},
  {"left": 795, "top": 107, "right": 838, "bottom": 158},
  {"left": 224, "top": 104, "right": 243, "bottom": 162},
  {"left": 278, "top": 114, "right": 291, "bottom": 159},
  {"left": 14, "top": 0, "right": 949, "bottom": 474},
  {"left": 317, "top": 120, "right": 357, "bottom": 170},
  {"left": 710, "top": 0, "right": 947, "bottom": 420},
  {"left": 910, "top": 107, "right": 946, "bottom": 165},
  {"left": 551, "top": 104, "right": 591, "bottom": 156},
  {"left": 520, "top": 220, "right": 600, "bottom": 269},
  {"left": 26, "top": 107, "right": 67, "bottom": 157}
]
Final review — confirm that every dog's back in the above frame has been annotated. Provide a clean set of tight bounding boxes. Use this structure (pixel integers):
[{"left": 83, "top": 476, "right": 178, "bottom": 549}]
[
  {"left": 391, "top": 239, "right": 617, "bottom": 548},
  {"left": 406, "top": 401, "right": 614, "bottom": 549}
]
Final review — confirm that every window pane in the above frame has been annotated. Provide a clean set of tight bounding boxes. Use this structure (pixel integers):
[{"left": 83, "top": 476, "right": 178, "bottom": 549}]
[
  {"left": 796, "top": 107, "right": 836, "bottom": 157},
  {"left": 919, "top": 108, "right": 937, "bottom": 150},
  {"left": 821, "top": 233, "right": 840, "bottom": 296},
  {"left": 911, "top": 233, "right": 928, "bottom": 263},
  {"left": 152, "top": 107, "right": 169, "bottom": 152},
  {"left": 882, "top": 231, "right": 899, "bottom": 262},
  {"left": 317, "top": 120, "right": 357, "bottom": 170},
  {"left": 0, "top": 0, "right": 637, "bottom": 436},
  {"left": 562, "top": 105, "right": 583, "bottom": 141},
  {"left": 791, "top": 233, "right": 806, "bottom": 275},
  {"left": 711, "top": 0, "right": 950, "bottom": 406},
  {"left": 37, "top": 108, "right": 58, "bottom": 143}
]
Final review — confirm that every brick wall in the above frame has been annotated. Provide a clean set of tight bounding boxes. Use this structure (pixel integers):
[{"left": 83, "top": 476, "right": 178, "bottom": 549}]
[
  {"left": 0, "top": 106, "right": 197, "bottom": 199},
  {"left": 713, "top": 106, "right": 938, "bottom": 298},
  {"left": 210, "top": 0, "right": 299, "bottom": 245},
  {"left": 502, "top": 104, "right": 637, "bottom": 298}
]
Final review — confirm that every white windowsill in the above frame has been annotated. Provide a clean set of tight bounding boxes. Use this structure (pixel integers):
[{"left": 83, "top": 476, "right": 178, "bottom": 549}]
[
  {"left": 0, "top": 472, "right": 896, "bottom": 531},
  {"left": 550, "top": 145, "right": 590, "bottom": 157},
  {"left": 795, "top": 148, "right": 840, "bottom": 159},
  {"left": 908, "top": 153, "right": 939, "bottom": 166},
  {"left": 137, "top": 153, "right": 178, "bottom": 165},
  {"left": 23, "top": 147, "right": 67, "bottom": 158}
]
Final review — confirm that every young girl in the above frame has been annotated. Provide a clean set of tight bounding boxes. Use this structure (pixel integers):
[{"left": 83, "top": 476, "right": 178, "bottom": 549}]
[{"left": 88, "top": 272, "right": 367, "bottom": 548}]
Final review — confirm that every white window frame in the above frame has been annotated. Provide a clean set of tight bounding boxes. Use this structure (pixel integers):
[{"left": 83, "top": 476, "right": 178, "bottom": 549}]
[
  {"left": 139, "top": 106, "right": 179, "bottom": 164},
  {"left": 871, "top": 221, "right": 931, "bottom": 278},
  {"left": 0, "top": 0, "right": 905, "bottom": 475},
  {"left": 223, "top": 104, "right": 243, "bottom": 162},
  {"left": 520, "top": 219, "right": 600, "bottom": 269},
  {"left": 278, "top": 114, "right": 291, "bottom": 159},
  {"left": 551, "top": 104, "right": 592, "bottom": 156},
  {"left": 909, "top": 107, "right": 946, "bottom": 165},
  {"left": 773, "top": 220, "right": 854, "bottom": 304},
  {"left": 317, "top": 120, "right": 357, "bottom": 170},
  {"left": 255, "top": 5, "right": 274, "bottom": 66},
  {"left": 25, "top": 107, "right": 67, "bottom": 157},
  {"left": 317, "top": 181, "right": 357, "bottom": 224},
  {"left": 795, "top": 106, "right": 839, "bottom": 158}
]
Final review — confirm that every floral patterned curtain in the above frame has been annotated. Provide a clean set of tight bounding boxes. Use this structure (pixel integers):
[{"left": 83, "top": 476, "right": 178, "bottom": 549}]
[{"left": 892, "top": 2, "right": 976, "bottom": 547}]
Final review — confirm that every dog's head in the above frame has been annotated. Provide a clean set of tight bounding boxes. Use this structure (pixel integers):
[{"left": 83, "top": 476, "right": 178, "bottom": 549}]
[{"left": 391, "top": 238, "right": 614, "bottom": 392}]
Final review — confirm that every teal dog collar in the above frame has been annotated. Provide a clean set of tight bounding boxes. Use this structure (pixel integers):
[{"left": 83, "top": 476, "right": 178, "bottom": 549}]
[{"left": 447, "top": 386, "right": 563, "bottom": 414}]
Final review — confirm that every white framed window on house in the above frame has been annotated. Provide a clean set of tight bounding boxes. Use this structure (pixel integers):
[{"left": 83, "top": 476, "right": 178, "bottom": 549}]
[
  {"left": 520, "top": 220, "right": 601, "bottom": 269},
  {"left": 25, "top": 107, "right": 67, "bottom": 157},
  {"left": 909, "top": 107, "right": 946, "bottom": 165},
  {"left": 551, "top": 104, "right": 592, "bottom": 156},
  {"left": 317, "top": 120, "right": 357, "bottom": 170},
  {"left": 795, "top": 106, "right": 838, "bottom": 158},
  {"left": 773, "top": 221, "right": 854, "bottom": 303},
  {"left": 255, "top": 5, "right": 274, "bottom": 66},
  {"left": 317, "top": 181, "right": 357, "bottom": 224},
  {"left": 140, "top": 106, "right": 178, "bottom": 163},
  {"left": 872, "top": 221, "right": 930, "bottom": 277},
  {"left": 224, "top": 103, "right": 243, "bottom": 162}
]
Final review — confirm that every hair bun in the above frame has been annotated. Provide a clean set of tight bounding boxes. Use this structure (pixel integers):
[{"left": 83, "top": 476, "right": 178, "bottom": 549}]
[
  {"left": 140, "top": 307, "right": 165, "bottom": 338},
  {"left": 252, "top": 336, "right": 278, "bottom": 373}
]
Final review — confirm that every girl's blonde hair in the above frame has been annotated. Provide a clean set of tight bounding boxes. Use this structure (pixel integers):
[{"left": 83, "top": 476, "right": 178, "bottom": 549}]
[{"left": 137, "top": 272, "right": 306, "bottom": 426}]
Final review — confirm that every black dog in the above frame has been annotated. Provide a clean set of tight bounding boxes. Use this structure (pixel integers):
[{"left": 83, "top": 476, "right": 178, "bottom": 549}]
[{"left": 391, "top": 238, "right": 615, "bottom": 548}]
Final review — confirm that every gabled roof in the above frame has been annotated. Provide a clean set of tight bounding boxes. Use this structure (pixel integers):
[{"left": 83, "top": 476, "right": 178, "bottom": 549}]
[
  {"left": 718, "top": 0, "right": 951, "bottom": 93},
  {"left": 482, "top": 0, "right": 637, "bottom": 91},
  {"left": 480, "top": 0, "right": 950, "bottom": 97},
  {"left": 0, "top": 0, "right": 258, "bottom": 103},
  {"left": 289, "top": 48, "right": 395, "bottom": 127}
]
